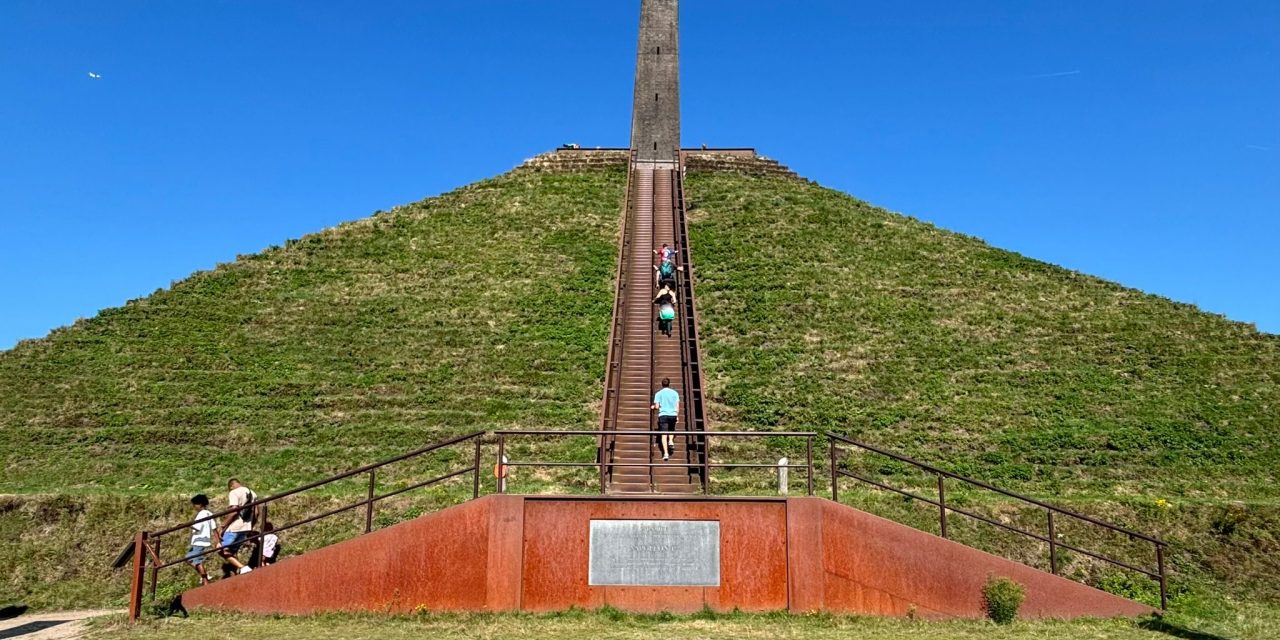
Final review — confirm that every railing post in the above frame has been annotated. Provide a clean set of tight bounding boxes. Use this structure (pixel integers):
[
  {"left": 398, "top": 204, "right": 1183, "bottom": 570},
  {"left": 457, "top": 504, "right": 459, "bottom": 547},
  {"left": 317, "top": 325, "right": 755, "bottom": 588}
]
[
  {"left": 1047, "top": 510, "right": 1058, "bottom": 574},
  {"left": 647, "top": 423, "right": 655, "bottom": 493},
  {"left": 1157, "top": 544, "right": 1168, "bottom": 610},
  {"left": 937, "top": 474, "right": 948, "bottom": 539},
  {"left": 806, "top": 435, "right": 814, "bottom": 496},
  {"left": 473, "top": 437, "right": 482, "bottom": 499},
  {"left": 149, "top": 537, "right": 160, "bottom": 600},
  {"left": 128, "top": 531, "right": 147, "bottom": 622},
  {"left": 823, "top": 430, "right": 1167, "bottom": 608},
  {"left": 497, "top": 434, "right": 507, "bottom": 494},
  {"left": 702, "top": 435, "right": 710, "bottom": 494},
  {"left": 256, "top": 503, "right": 269, "bottom": 569},
  {"left": 829, "top": 444, "right": 839, "bottom": 503},
  {"left": 598, "top": 432, "right": 607, "bottom": 494},
  {"left": 364, "top": 469, "right": 376, "bottom": 534}
]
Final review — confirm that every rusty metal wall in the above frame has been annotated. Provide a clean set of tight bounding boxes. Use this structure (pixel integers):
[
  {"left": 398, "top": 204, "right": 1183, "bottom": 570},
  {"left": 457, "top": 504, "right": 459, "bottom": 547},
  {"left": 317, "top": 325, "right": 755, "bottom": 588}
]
[
  {"left": 799, "top": 497, "right": 1155, "bottom": 619},
  {"left": 181, "top": 495, "right": 1152, "bottom": 619},
  {"left": 181, "top": 497, "right": 498, "bottom": 614}
]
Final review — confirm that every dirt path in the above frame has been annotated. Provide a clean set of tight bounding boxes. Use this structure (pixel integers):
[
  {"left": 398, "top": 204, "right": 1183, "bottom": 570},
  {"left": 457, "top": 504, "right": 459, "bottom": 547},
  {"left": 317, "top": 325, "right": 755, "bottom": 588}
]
[{"left": 0, "top": 609, "right": 122, "bottom": 640}]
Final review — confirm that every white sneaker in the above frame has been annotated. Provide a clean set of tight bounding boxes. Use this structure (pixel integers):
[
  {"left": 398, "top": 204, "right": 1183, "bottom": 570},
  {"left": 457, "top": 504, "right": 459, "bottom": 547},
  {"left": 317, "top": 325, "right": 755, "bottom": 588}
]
[{"left": 238, "top": 566, "right": 253, "bottom": 575}]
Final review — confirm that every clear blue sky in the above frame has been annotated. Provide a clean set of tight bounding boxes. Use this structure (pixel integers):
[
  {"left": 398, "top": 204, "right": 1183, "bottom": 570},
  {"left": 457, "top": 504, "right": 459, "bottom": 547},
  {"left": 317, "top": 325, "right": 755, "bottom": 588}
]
[{"left": 1, "top": 1, "right": 1276, "bottom": 349}]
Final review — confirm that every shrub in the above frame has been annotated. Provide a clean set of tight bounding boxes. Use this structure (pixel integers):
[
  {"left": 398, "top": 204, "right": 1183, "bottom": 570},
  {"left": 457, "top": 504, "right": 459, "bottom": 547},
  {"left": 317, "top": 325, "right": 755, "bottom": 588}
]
[
  {"left": 1097, "top": 571, "right": 1162, "bottom": 607},
  {"left": 983, "top": 575, "right": 1025, "bottom": 624},
  {"left": 1210, "top": 502, "right": 1249, "bottom": 537}
]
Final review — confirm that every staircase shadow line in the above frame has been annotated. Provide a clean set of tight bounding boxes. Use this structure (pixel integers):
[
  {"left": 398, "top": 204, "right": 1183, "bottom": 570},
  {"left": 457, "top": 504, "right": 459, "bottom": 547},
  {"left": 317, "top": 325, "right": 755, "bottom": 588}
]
[{"left": 1138, "top": 616, "right": 1231, "bottom": 640}]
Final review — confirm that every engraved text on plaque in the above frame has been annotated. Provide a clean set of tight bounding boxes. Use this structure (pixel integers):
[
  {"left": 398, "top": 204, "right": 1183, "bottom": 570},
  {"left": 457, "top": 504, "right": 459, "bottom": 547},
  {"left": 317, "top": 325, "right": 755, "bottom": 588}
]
[{"left": 588, "top": 519, "right": 720, "bottom": 586}]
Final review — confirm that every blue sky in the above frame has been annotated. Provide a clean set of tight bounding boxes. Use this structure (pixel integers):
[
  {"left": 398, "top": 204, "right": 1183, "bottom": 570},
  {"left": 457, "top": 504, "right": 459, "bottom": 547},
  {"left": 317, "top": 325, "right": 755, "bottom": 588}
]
[{"left": 1, "top": 0, "right": 1276, "bottom": 349}]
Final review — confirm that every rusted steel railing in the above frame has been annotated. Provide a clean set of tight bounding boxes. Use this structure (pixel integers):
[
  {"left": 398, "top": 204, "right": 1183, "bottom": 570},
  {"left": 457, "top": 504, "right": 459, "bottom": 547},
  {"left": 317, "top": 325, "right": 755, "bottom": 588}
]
[
  {"left": 599, "top": 149, "right": 641, "bottom": 488},
  {"left": 119, "top": 431, "right": 485, "bottom": 621},
  {"left": 496, "top": 430, "right": 816, "bottom": 496},
  {"left": 669, "top": 150, "right": 711, "bottom": 491},
  {"left": 827, "top": 431, "right": 1169, "bottom": 610}
]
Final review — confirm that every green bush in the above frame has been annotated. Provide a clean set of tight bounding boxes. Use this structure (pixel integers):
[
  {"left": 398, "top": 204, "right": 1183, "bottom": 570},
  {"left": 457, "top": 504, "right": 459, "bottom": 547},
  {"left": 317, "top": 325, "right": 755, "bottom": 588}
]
[{"left": 983, "top": 576, "right": 1026, "bottom": 625}]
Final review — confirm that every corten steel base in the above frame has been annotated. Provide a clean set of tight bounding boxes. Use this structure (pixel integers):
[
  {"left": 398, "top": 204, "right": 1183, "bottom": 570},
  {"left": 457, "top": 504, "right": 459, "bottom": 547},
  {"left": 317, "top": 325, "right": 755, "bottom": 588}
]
[{"left": 180, "top": 495, "right": 1153, "bottom": 618}]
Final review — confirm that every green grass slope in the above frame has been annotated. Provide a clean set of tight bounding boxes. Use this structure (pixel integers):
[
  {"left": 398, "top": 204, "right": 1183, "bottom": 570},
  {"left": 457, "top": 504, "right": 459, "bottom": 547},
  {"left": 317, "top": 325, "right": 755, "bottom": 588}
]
[
  {"left": 0, "top": 166, "right": 624, "bottom": 495},
  {"left": 684, "top": 170, "right": 1280, "bottom": 601},
  {"left": 686, "top": 171, "right": 1279, "bottom": 499}
]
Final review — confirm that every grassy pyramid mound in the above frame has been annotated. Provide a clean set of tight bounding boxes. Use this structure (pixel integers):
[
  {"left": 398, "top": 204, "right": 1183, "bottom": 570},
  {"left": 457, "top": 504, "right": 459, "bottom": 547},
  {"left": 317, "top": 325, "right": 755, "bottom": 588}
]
[{"left": 2, "top": 158, "right": 1277, "bottom": 626}]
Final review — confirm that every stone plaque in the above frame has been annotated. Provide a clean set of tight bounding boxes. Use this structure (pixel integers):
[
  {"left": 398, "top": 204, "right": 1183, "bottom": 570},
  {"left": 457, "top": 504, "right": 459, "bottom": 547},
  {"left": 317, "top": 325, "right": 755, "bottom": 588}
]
[{"left": 588, "top": 519, "right": 720, "bottom": 586}]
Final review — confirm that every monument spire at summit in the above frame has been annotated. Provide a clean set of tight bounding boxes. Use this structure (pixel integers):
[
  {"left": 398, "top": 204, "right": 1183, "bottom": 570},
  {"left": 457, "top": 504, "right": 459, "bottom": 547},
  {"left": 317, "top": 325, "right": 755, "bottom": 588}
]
[{"left": 629, "top": 0, "right": 680, "bottom": 163}]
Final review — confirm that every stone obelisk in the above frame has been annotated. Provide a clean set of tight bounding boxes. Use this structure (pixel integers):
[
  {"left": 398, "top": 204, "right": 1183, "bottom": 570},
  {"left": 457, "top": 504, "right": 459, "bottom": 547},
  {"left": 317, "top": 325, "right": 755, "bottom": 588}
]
[{"left": 629, "top": 0, "right": 680, "bottom": 165}]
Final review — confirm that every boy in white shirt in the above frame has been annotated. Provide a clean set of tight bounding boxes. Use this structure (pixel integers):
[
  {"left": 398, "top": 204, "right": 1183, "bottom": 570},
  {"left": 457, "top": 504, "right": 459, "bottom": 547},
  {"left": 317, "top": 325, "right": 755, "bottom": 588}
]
[{"left": 186, "top": 494, "right": 217, "bottom": 585}]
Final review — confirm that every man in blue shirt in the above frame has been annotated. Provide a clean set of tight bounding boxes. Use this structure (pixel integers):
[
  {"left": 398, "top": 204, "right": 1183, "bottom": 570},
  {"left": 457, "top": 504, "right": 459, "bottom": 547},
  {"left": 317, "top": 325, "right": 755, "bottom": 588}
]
[{"left": 651, "top": 378, "right": 680, "bottom": 460}]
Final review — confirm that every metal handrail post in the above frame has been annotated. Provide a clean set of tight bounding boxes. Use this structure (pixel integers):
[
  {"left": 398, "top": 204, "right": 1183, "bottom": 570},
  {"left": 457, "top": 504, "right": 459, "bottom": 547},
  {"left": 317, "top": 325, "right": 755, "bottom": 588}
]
[
  {"left": 128, "top": 531, "right": 147, "bottom": 622},
  {"left": 829, "top": 444, "right": 839, "bottom": 503},
  {"left": 148, "top": 537, "right": 160, "bottom": 600},
  {"left": 473, "top": 438, "right": 482, "bottom": 499},
  {"left": 1048, "top": 510, "right": 1058, "bottom": 574},
  {"left": 1157, "top": 544, "right": 1168, "bottom": 610},
  {"left": 597, "top": 431, "right": 606, "bottom": 494},
  {"left": 702, "top": 435, "right": 710, "bottom": 494},
  {"left": 937, "top": 474, "right": 948, "bottom": 539},
  {"left": 806, "top": 435, "right": 814, "bottom": 496},
  {"left": 364, "top": 470, "right": 377, "bottom": 533},
  {"left": 497, "top": 434, "right": 507, "bottom": 494}
]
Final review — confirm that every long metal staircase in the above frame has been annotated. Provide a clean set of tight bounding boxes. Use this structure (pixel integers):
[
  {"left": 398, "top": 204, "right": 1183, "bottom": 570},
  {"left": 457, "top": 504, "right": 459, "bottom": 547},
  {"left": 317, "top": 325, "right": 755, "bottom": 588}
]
[{"left": 599, "top": 161, "right": 700, "bottom": 493}]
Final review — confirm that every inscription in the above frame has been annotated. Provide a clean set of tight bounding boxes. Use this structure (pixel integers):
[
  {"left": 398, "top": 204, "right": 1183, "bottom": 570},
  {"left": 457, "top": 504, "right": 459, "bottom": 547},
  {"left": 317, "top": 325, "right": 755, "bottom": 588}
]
[{"left": 588, "top": 519, "right": 720, "bottom": 586}]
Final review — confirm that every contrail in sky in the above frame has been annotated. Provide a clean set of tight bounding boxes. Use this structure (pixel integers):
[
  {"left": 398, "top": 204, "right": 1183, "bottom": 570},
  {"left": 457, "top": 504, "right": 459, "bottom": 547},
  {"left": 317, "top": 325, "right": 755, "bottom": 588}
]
[{"left": 1016, "top": 70, "right": 1082, "bottom": 80}]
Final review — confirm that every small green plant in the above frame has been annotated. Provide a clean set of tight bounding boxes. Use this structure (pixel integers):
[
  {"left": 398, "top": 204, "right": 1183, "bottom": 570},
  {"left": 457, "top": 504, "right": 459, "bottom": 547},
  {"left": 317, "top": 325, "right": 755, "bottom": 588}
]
[
  {"left": 983, "top": 575, "right": 1025, "bottom": 625},
  {"left": 691, "top": 605, "right": 719, "bottom": 621},
  {"left": 1210, "top": 502, "right": 1248, "bottom": 537},
  {"left": 596, "top": 605, "right": 627, "bottom": 622}
]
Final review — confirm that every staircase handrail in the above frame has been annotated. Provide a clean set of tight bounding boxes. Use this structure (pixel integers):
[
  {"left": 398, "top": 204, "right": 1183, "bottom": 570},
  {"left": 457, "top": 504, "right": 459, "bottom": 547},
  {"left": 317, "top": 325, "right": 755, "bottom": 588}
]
[
  {"left": 670, "top": 152, "right": 711, "bottom": 490},
  {"left": 120, "top": 430, "right": 485, "bottom": 620},
  {"left": 827, "top": 431, "right": 1168, "bottom": 609},
  {"left": 497, "top": 429, "right": 815, "bottom": 497},
  {"left": 597, "top": 148, "right": 640, "bottom": 489}
]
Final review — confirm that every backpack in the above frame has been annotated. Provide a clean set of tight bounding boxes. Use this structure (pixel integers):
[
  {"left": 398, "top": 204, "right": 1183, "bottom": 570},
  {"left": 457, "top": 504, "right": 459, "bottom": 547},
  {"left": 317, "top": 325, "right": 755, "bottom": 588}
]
[
  {"left": 238, "top": 490, "right": 256, "bottom": 524},
  {"left": 659, "top": 260, "right": 675, "bottom": 277}
]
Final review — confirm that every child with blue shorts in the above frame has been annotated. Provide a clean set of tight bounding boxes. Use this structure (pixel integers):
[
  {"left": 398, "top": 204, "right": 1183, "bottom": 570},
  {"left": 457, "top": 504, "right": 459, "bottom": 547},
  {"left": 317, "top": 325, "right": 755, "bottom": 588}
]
[{"left": 186, "top": 494, "right": 216, "bottom": 585}]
